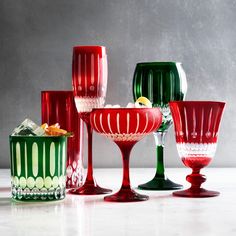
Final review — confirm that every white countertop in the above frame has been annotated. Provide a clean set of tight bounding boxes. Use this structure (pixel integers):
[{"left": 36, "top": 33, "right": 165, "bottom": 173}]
[{"left": 0, "top": 168, "right": 235, "bottom": 236}]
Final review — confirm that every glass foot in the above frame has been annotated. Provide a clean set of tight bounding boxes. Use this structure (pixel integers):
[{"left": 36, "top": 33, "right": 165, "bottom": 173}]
[
  {"left": 173, "top": 188, "right": 220, "bottom": 198},
  {"left": 69, "top": 181, "right": 112, "bottom": 195},
  {"left": 12, "top": 186, "right": 65, "bottom": 201},
  {"left": 138, "top": 177, "right": 182, "bottom": 190},
  {"left": 104, "top": 189, "right": 149, "bottom": 202}
]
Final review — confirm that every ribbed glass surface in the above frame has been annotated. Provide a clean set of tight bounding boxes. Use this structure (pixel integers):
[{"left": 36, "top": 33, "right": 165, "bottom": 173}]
[{"left": 133, "top": 62, "right": 187, "bottom": 131}]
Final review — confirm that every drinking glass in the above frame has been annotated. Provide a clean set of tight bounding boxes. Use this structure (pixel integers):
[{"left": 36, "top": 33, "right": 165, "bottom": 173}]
[
  {"left": 41, "top": 91, "right": 84, "bottom": 189},
  {"left": 90, "top": 108, "right": 162, "bottom": 202},
  {"left": 170, "top": 101, "right": 225, "bottom": 197},
  {"left": 133, "top": 62, "right": 187, "bottom": 190},
  {"left": 70, "top": 45, "right": 111, "bottom": 195},
  {"left": 10, "top": 136, "right": 67, "bottom": 201}
]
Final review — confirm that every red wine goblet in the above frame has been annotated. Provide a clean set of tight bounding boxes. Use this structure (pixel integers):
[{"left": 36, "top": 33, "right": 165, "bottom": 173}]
[{"left": 170, "top": 101, "right": 225, "bottom": 197}]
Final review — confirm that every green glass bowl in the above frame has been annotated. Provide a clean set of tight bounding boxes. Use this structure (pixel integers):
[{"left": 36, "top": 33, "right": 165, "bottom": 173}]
[{"left": 9, "top": 136, "right": 67, "bottom": 201}]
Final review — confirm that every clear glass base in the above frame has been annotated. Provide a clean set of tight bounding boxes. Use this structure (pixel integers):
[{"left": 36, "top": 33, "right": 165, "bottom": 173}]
[
  {"left": 66, "top": 161, "right": 84, "bottom": 189},
  {"left": 11, "top": 186, "right": 66, "bottom": 201}
]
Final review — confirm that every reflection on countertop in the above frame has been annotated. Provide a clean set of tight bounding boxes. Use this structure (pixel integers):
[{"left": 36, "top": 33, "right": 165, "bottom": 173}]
[{"left": 0, "top": 168, "right": 236, "bottom": 236}]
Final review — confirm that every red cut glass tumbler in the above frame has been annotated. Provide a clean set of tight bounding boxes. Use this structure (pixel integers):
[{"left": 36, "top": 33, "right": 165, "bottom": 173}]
[{"left": 41, "top": 91, "right": 84, "bottom": 189}]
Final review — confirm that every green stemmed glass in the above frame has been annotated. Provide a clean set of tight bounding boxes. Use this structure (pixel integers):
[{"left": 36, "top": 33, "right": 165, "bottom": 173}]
[{"left": 133, "top": 62, "right": 187, "bottom": 190}]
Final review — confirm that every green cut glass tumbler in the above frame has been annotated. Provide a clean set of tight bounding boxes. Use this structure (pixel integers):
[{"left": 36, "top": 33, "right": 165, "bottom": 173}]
[
  {"left": 9, "top": 136, "right": 67, "bottom": 201},
  {"left": 133, "top": 62, "right": 187, "bottom": 190}
]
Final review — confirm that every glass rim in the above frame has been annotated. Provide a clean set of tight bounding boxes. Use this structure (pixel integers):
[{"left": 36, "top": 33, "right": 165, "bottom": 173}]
[
  {"left": 73, "top": 45, "right": 106, "bottom": 49},
  {"left": 41, "top": 90, "right": 73, "bottom": 94},
  {"left": 73, "top": 45, "right": 107, "bottom": 55},
  {"left": 136, "top": 61, "right": 182, "bottom": 66},
  {"left": 91, "top": 107, "right": 161, "bottom": 112},
  {"left": 9, "top": 135, "right": 67, "bottom": 139},
  {"left": 169, "top": 101, "right": 226, "bottom": 105}
]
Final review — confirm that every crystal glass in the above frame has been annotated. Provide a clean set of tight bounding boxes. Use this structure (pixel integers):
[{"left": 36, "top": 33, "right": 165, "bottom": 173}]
[
  {"left": 133, "top": 62, "right": 187, "bottom": 190},
  {"left": 41, "top": 91, "right": 84, "bottom": 189},
  {"left": 70, "top": 45, "right": 111, "bottom": 195},
  {"left": 90, "top": 108, "right": 162, "bottom": 202},
  {"left": 9, "top": 136, "right": 67, "bottom": 201},
  {"left": 170, "top": 101, "right": 225, "bottom": 197}
]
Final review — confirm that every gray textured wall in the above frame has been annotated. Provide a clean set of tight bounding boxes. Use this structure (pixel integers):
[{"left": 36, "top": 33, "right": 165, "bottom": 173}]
[{"left": 0, "top": 0, "right": 235, "bottom": 168}]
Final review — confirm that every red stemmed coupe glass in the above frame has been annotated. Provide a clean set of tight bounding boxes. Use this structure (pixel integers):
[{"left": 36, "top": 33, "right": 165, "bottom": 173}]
[
  {"left": 70, "top": 45, "right": 111, "bottom": 195},
  {"left": 90, "top": 108, "right": 162, "bottom": 202},
  {"left": 41, "top": 91, "right": 84, "bottom": 189},
  {"left": 169, "top": 101, "right": 225, "bottom": 197}
]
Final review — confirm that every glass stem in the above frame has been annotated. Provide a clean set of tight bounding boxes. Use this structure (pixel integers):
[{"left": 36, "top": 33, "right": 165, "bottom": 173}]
[
  {"left": 117, "top": 142, "right": 135, "bottom": 190},
  {"left": 85, "top": 121, "right": 94, "bottom": 182},
  {"left": 154, "top": 131, "right": 167, "bottom": 179},
  {"left": 187, "top": 168, "right": 206, "bottom": 190}
]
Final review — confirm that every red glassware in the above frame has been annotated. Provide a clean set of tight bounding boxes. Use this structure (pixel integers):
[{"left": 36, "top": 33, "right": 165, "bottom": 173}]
[
  {"left": 70, "top": 45, "right": 111, "bottom": 195},
  {"left": 170, "top": 101, "right": 225, "bottom": 197},
  {"left": 72, "top": 46, "right": 107, "bottom": 112},
  {"left": 41, "top": 91, "right": 84, "bottom": 189},
  {"left": 90, "top": 108, "right": 162, "bottom": 202}
]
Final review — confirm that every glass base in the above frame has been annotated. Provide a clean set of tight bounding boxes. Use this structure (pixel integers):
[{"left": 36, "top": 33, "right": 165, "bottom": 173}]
[
  {"left": 66, "top": 164, "right": 84, "bottom": 189},
  {"left": 12, "top": 186, "right": 66, "bottom": 201},
  {"left": 104, "top": 188, "right": 149, "bottom": 202},
  {"left": 138, "top": 177, "right": 182, "bottom": 190},
  {"left": 173, "top": 188, "right": 220, "bottom": 198},
  {"left": 69, "top": 182, "right": 112, "bottom": 195}
]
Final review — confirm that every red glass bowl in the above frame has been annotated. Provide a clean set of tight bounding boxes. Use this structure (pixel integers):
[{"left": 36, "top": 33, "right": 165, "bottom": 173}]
[{"left": 90, "top": 108, "right": 162, "bottom": 202}]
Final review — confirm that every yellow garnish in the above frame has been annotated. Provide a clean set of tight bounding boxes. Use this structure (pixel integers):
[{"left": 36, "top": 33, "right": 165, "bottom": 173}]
[
  {"left": 41, "top": 123, "right": 73, "bottom": 136},
  {"left": 135, "top": 96, "right": 152, "bottom": 108},
  {"left": 41, "top": 123, "right": 48, "bottom": 130},
  {"left": 46, "top": 126, "right": 67, "bottom": 136}
]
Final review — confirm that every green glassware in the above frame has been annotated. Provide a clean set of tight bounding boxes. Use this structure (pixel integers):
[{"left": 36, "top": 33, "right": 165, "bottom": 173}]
[
  {"left": 9, "top": 136, "right": 67, "bottom": 201},
  {"left": 133, "top": 62, "right": 187, "bottom": 190}
]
